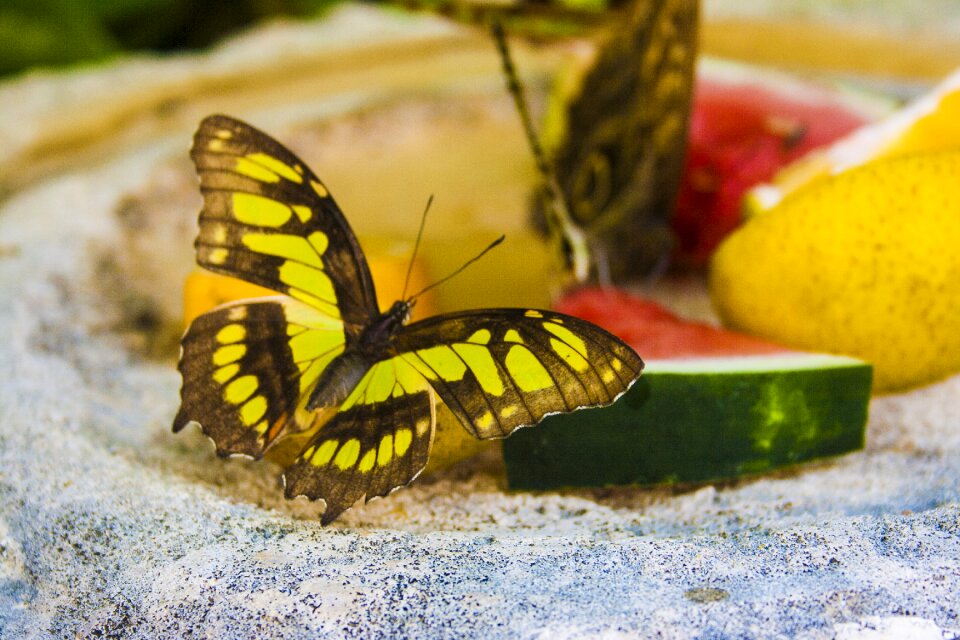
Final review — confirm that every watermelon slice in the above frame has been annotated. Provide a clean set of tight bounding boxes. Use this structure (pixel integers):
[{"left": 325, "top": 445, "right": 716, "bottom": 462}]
[
  {"left": 671, "top": 61, "right": 882, "bottom": 267},
  {"left": 502, "top": 288, "right": 872, "bottom": 490}
]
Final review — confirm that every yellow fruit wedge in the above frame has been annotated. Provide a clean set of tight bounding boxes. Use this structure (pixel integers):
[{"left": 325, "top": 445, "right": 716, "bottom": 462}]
[
  {"left": 747, "top": 68, "right": 960, "bottom": 213},
  {"left": 710, "top": 148, "right": 960, "bottom": 392}
]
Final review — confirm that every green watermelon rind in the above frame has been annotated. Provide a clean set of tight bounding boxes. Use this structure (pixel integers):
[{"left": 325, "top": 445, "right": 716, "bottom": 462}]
[
  {"left": 502, "top": 353, "right": 872, "bottom": 490},
  {"left": 645, "top": 352, "right": 866, "bottom": 373}
]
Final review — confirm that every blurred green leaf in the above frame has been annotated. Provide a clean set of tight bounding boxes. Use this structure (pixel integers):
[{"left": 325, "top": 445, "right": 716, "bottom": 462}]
[
  {"left": 0, "top": 0, "right": 340, "bottom": 77},
  {"left": 0, "top": 0, "right": 120, "bottom": 75}
]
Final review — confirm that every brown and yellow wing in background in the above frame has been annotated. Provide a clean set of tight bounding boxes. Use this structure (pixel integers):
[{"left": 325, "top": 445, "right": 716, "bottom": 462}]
[{"left": 551, "top": 0, "right": 699, "bottom": 279}]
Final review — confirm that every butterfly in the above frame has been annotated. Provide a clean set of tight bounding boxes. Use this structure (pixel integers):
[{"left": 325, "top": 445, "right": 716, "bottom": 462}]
[
  {"left": 174, "top": 114, "right": 644, "bottom": 524},
  {"left": 502, "top": 0, "right": 699, "bottom": 283}
]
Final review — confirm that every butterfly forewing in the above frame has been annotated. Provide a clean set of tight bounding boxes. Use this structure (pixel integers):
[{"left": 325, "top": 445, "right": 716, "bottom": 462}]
[
  {"left": 392, "top": 309, "right": 644, "bottom": 439},
  {"left": 191, "top": 115, "right": 379, "bottom": 339},
  {"left": 174, "top": 297, "right": 346, "bottom": 458}
]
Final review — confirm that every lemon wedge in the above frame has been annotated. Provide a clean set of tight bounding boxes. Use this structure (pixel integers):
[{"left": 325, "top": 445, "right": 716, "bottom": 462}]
[{"left": 711, "top": 148, "right": 960, "bottom": 392}]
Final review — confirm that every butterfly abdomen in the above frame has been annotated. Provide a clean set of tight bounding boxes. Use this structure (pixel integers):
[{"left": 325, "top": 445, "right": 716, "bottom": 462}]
[
  {"left": 305, "top": 301, "right": 412, "bottom": 411},
  {"left": 305, "top": 351, "right": 373, "bottom": 411}
]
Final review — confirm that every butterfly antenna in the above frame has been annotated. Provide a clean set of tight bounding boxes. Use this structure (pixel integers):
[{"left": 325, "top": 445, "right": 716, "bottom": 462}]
[
  {"left": 491, "top": 22, "right": 592, "bottom": 283},
  {"left": 407, "top": 235, "right": 505, "bottom": 302},
  {"left": 403, "top": 194, "right": 433, "bottom": 301}
]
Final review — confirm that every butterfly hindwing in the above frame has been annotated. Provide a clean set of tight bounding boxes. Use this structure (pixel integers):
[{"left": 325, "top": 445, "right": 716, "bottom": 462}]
[
  {"left": 191, "top": 114, "right": 379, "bottom": 339},
  {"left": 174, "top": 297, "right": 346, "bottom": 458},
  {"left": 392, "top": 308, "right": 644, "bottom": 439},
  {"left": 284, "top": 362, "right": 436, "bottom": 525}
]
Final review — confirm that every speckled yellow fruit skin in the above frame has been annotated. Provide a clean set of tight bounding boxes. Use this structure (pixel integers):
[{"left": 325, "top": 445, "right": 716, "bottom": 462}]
[{"left": 710, "top": 149, "right": 960, "bottom": 392}]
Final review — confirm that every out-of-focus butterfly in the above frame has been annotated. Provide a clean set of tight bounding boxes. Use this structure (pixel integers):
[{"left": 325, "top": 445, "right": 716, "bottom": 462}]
[
  {"left": 174, "top": 115, "right": 644, "bottom": 524},
  {"left": 497, "top": 0, "right": 699, "bottom": 283}
]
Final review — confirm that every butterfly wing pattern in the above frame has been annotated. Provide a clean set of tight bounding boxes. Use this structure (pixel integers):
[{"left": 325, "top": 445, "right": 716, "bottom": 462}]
[
  {"left": 174, "top": 296, "right": 345, "bottom": 459},
  {"left": 176, "top": 114, "right": 644, "bottom": 524},
  {"left": 188, "top": 114, "right": 379, "bottom": 337},
  {"left": 548, "top": 0, "right": 699, "bottom": 281},
  {"left": 390, "top": 309, "right": 641, "bottom": 439}
]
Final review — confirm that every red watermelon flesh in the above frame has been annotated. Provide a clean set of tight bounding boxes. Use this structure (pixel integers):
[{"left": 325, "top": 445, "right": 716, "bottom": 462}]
[
  {"left": 554, "top": 287, "right": 787, "bottom": 359},
  {"left": 672, "top": 75, "right": 872, "bottom": 267}
]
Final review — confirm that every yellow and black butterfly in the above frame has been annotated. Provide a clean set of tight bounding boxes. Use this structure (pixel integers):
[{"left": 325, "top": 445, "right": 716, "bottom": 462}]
[
  {"left": 499, "top": 0, "right": 699, "bottom": 283},
  {"left": 174, "top": 115, "right": 644, "bottom": 524}
]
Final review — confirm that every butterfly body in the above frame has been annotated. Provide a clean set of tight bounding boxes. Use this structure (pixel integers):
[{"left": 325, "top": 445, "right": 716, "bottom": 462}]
[
  {"left": 175, "top": 114, "right": 643, "bottom": 524},
  {"left": 305, "top": 300, "right": 411, "bottom": 411}
]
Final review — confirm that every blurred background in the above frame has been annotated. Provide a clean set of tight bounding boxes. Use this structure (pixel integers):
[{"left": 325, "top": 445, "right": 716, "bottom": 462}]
[
  {"left": 3, "top": 0, "right": 960, "bottom": 378},
  {"left": 4, "top": 1, "right": 960, "bottom": 79}
]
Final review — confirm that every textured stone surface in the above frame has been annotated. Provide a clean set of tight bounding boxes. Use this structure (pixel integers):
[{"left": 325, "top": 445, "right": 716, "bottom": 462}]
[{"left": 1, "top": 7, "right": 959, "bottom": 640}]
